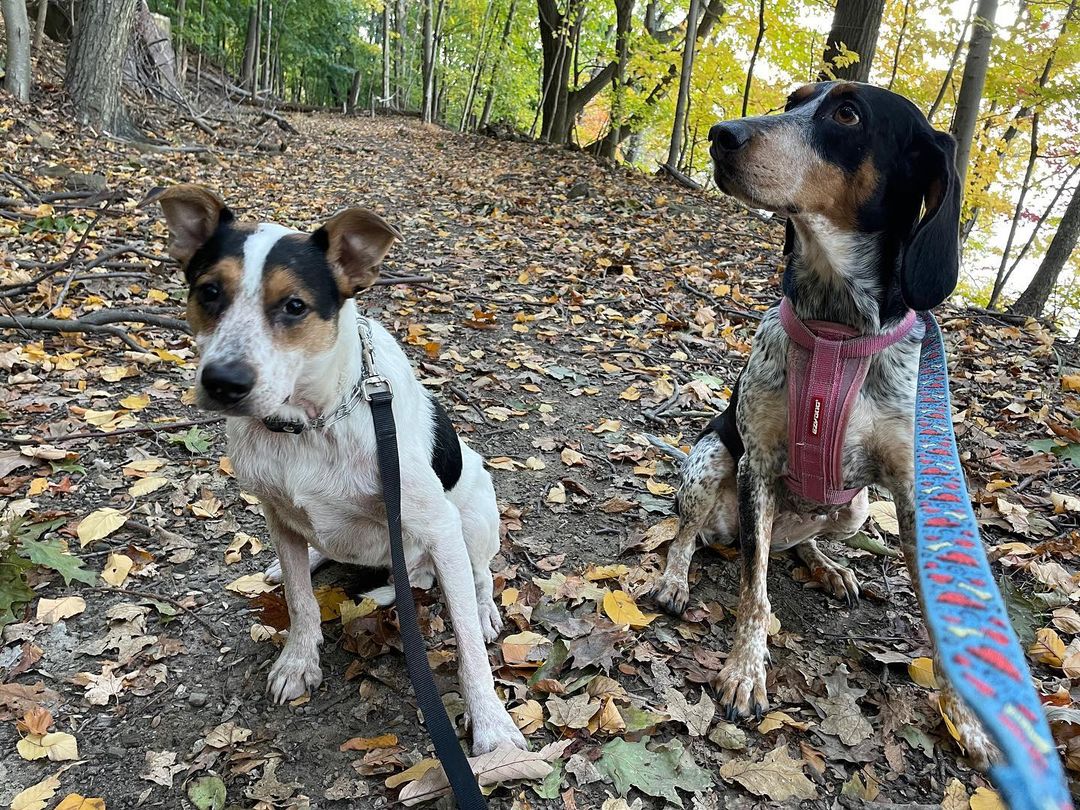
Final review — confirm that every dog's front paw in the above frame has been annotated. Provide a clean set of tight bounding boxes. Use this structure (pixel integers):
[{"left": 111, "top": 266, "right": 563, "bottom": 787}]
[
  {"left": 712, "top": 653, "right": 768, "bottom": 721},
  {"left": 651, "top": 574, "right": 690, "bottom": 616},
  {"left": 940, "top": 683, "right": 996, "bottom": 771},
  {"left": 477, "top": 598, "right": 503, "bottom": 644},
  {"left": 471, "top": 708, "right": 527, "bottom": 756},
  {"left": 267, "top": 645, "right": 322, "bottom": 704},
  {"left": 810, "top": 559, "right": 861, "bottom": 606}
]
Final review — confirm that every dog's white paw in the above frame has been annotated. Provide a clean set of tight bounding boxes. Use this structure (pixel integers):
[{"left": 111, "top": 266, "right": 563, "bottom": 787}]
[
  {"left": 267, "top": 645, "right": 322, "bottom": 704},
  {"left": 264, "top": 546, "right": 330, "bottom": 584},
  {"left": 470, "top": 708, "right": 527, "bottom": 755},
  {"left": 477, "top": 598, "right": 503, "bottom": 643}
]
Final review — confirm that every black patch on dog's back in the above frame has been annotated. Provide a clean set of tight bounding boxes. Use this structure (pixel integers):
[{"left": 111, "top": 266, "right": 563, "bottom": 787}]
[
  {"left": 699, "top": 377, "right": 744, "bottom": 462},
  {"left": 430, "top": 398, "right": 462, "bottom": 491}
]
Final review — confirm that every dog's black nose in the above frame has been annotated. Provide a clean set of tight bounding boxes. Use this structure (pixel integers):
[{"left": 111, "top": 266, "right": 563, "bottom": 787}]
[
  {"left": 201, "top": 361, "right": 255, "bottom": 405},
  {"left": 709, "top": 121, "right": 752, "bottom": 152}
]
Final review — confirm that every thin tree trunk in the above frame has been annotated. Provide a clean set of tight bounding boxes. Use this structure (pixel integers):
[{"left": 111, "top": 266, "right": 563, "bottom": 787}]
[
  {"left": 459, "top": 0, "right": 494, "bottom": 131},
  {"left": 950, "top": 0, "right": 998, "bottom": 189},
  {"left": 887, "top": 0, "right": 911, "bottom": 90},
  {"left": 667, "top": 0, "right": 700, "bottom": 168},
  {"left": 741, "top": 0, "right": 765, "bottom": 116},
  {"left": 2, "top": 0, "right": 31, "bottom": 101},
  {"left": 421, "top": 0, "right": 434, "bottom": 122},
  {"left": 241, "top": 2, "right": 258, "bottom": 92},
  {"left": 33, "top": 0, "right": 48, "bottom": 52},
  {"left": 347, "top": 68, "right": 362, "bottom": 113},
  {"left": 253, "top": 0, "right": 263, "bottom": 94},
  {"left": 927, "top": 0, "right": 974, "bottom": 122},
  {"left": 381, "top": 0, "right": 391, "bottom": 106},
  {"left": 1010, "top": 180, "right": 1080, "bottom": 317},
  {"left": 479, "top": 0, "right": 516, "bottom": 128},
  {"left": 1005, "top": 163, "right": 1080, "bottom": 286},
  {"left": 597, "top": 0, "right": 635, "bottom": 159},
  {"left": 262, "top": 0, "right": 273, "bottom": 91},
  {"left": 395, "top": 0, "right": 406, "bottom": 106},
  {"left": 988, "top": 113, "right": 1039, "bottom": 309},
  {"left": 175, "top": 0, "right": 186, "bottom": 87},
  {"left": 66, "top": 0, "right": 140, "bottom": 132},
  {"left": 820, "top": 0, "right": 885, "bottom": 82}
]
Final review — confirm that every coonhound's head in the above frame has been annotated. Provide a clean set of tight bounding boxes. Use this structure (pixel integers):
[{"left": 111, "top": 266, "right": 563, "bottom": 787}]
[{"left": 709, "top": 82, "right": 961, "bottom": 310}]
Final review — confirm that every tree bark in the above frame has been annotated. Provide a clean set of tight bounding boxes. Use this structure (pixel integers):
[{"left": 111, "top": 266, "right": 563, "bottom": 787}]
[
  {"left": 2, "top": 0, "right": 31, "bottom": 101},
  {"left": 460, "top": 0, "right": 495, "bottom": 131},
  {"left": 347, "top": 68, "right": 362, "bottom": 113},
  {"left": 741, "top": 0, "right": 765, "bottom": 116},
  {"left": 927, "top": 0, "right": 974, "bottom": 122},
  {"left": 1010, "top": 180, "right": 1080, "bottom": 318},
  {"left": 33, "top": 0, "right": 48, "bottom": 52},
  {"left": 65, "top": 0, "right": 139, "bottom": 132},
  {"left": 394, "top": 0, "right": 406, "bottom": 106},
  {"left": 988, "top": 112, "right": 1038, "bottom": 309},
  {"left": 381, "top": 0, "right": 391, "bottom": 106},
  {"left": 479, "top": 0, "right": 516, "bottom": 128},
  {"left": 537, "top": 0, "right": 582, "bottom": 143},
  {"left": 596, "top": 0, "right": 635, "bottom": 159},
  {"left": 240, "top": 2, "right": 258, "bottom": 92},
  {"left": 949, "top": 0, "right": 998, "bottom": 189},
  {"left": 667, "top": 0, "right": 701, "bottom": 168},
  {"left": 421, "top": 0, "right": 434, "bottom": 122},
  {"left": 820, "top": 0, "right": 885, "bottom": 82}
]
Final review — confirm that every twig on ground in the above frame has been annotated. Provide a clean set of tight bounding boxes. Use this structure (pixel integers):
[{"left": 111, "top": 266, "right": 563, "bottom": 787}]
[
  {"left": 642, "top": 433, "right": 689, "bottom": 463},
  {"left": 0, "top": 315, "right": 145, "bottom": 351},
  {"left": 677, "top": 278, "right": 762, "bottom": 323},
  {"left": 1, "top": 416, "right": 225, "bottom": 445},
  {"left": 82, "top": 585, "right": 221, "bottom": 640},
  {"left": 373, "top": 274, "right": 434, "bottom": 287},
  {"left": 448, "top": 384, "right": 495, "bottom": 426},
  {"left": 1, "top": 171, "right": 42, "bottom": 203},
  {"left": 45, "top": 206, "right": 110, "bottom": 316}
]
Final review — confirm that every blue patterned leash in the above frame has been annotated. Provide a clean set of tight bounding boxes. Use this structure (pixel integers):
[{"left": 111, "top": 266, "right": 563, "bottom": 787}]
[{"left": 914, "top": 312, "right": 1072, "bottom": 809}]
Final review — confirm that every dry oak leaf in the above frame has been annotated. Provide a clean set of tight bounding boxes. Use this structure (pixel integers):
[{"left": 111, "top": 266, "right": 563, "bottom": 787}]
[
  {"left": 9, "top": 772, "right": 62, "bottom": 810},
  {"left": 54, "top": 796, "right": 106, "bottom": 810},
  {"left": 811, "top": 666, "right": 873, "bottom": 746},
  {"left": 547, "top": 693, "right": 601, "bottom": 729},
  {"left": 603, "top": 590, "right": 658, "bottom": 629},
  {"left": 77, "top": 508, "right": 127, "bottom": 547},
  {"left": 36, "top": 596, "right": 86, "bottom": 625},
  {"left": 718, "top": 746, "right": 817, "bottom": 801},
  {"left": 141, "top": 750, "right": 184, "bottom": 787},
  {"left": 510, "top": 700, "right": 545, "bottom": 734},
  {"left": 1030, "top": 627, "right": 1067, "bottom": 668},
  {"left": 663, "top": 687, "right": 715, "bottom": 737},
  {"left": 17, "top": 731, "right": 79, "bottom": 761}
]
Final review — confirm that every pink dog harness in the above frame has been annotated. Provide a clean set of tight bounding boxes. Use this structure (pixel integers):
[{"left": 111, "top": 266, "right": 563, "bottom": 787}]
[{"left": 779, "top": 297, "right": 918, "bottom": 504}]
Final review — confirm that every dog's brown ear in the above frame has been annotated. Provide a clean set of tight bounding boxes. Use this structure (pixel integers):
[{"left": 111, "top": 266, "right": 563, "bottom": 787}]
[
  {"left": 315, "top": 208, "right": 402, "bottom": 294},
  {"left": 154, "top": 184, "right": 230, "bottom": 263}
]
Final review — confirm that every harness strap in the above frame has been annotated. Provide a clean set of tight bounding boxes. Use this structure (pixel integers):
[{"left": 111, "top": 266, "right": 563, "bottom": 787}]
[
  {"left": 780, "top": 299, "right": 917, "bottom": 504},
  {"left": 369, "top": 388, "right": 488, "bottom": 809},
  {"left": 915, "top": 313, "right": 1071, "bottom": 810}
]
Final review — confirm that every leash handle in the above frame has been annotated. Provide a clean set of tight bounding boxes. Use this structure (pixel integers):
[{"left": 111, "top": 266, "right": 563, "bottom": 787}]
[
  {"left": 914, "top": 313, "right": 1072, "bottom": 810},
  {"left": 369, "top": 389, "right": 488, "bottom": 809}
]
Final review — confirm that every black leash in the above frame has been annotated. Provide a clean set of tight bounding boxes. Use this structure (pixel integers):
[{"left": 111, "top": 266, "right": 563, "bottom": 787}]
[{"left": 368, "top": 385, "right": 488, "bottom": 809}]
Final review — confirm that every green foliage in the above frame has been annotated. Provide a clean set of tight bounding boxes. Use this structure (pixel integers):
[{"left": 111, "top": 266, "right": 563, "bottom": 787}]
[
  {"left": 595, "top": 736, "right": 713, "bottom": 806},
  {"left": 0, "top": 518, "right": 97, "bottom": 631},
  {"left": 168, "top": 426, "right": 213, "bottom": 454}
]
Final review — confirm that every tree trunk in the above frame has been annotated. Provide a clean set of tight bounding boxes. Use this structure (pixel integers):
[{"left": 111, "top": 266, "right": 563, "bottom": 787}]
[
  {"left": 741, "top": 0, "right": 765, "bottom": 116},
  {"left": 1004, "top": 163, "right": 1080, "bottom": 287},
  {"left": 887, "top": 0, "right": 911, "bottom": 90},
  {"left": 537, "top": 0, "right": 583, "bottom": 143},
  {"left": 421, "top": 0, "right": 434, "bottom": 122},
  {"left": 949, "top": 0, "right": 998, "bottom": 189},
  {"left": 597, "top": 0, "right": 635, "bottom": 159},
  {"left": 1009, "top": 180, "right": 1080, "bottom": 318},
  {"left": 2, "top": 0, "right": 31, "bottom": 101},
  {"left": 667, "top": 0, "right": 700, "bottom": 168},
  {"left": 479, "top": 0, "right": 516, "bottom": 128},
  {"left": 988, "top": 112, "right": 1038, "bottom": 309},
  {"left": 927, "top": 0, "right": 974, "bottom": 122},
  {"left": 820, "top": 0, "right": 885, "bottom": 82},
  {"left": 394, "top": 0, "right": 406, "bottom": 106},
  {"left": 381, "top": 0, "right": 391, "bottom": 106},
  {"left": 460, "top": 0, "right": 495, "bottom": 131},
  {"left": 262, "top": 0, "right": 273, "bottom": 92},
  {"left": 33, "top": 0, "right": 48, "bottom": 52},
  {"left": 347, "top": 68, "right": 362, "bottom": 113},
  {"left": 65, "top": 0, "right": 139, "bottom": 132},
  {"left": 240, "top": 2, "right": 258, "bottom": 92}
]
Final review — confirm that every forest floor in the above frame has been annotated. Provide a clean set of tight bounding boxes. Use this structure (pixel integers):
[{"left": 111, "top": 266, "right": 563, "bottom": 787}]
[{"left": 2, "top": 83, "right": 1080, "bottom": 810}]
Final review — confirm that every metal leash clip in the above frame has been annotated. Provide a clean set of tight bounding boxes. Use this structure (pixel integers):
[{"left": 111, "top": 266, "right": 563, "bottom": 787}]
[{"left": 358, "top": 317, "right": 394, "bottom": 401}]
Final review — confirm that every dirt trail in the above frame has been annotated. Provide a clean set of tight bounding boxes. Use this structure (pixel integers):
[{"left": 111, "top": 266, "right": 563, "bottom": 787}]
[{"left": 2, "top": 111, "right": 1074, "bottom": 808}]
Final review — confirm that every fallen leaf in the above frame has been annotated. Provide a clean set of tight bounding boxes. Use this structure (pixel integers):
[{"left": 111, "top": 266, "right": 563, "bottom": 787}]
[
  {"left": 129, "top": 477, "right": 169, "bottom": 497},
  {"left": 77, "top": 508, "right": 127, "bottom": 547},
  {"left": 341, "top": 733, "right": 399, "bottom": 751},
  {"left": 141, "top": 750, "right": 184, "bottom": 786},
  {"left": 595, "top": 737, "right": 712, "bottom": 806},
  {"left": 810, "top": 667, "right": 873, "bottom": 746},
  {"left": 17, "top": 731, "right": 78, "bottom": 761},
  {"left": 10, "top": 772, "right": 61, "bottom": 810},
  {"left": 101, "top": 553, "right": 133, "bottom": 587},
  {"left": 718, "top": 746, "right": 816, "bottom": 801},
  {"left": 1030, "top": 627, "right": 1066, "bottom": 668},
  {"left": 908, "top": 657, "right": 937, "bottom": 689},
  {"left": 226, "top": 573, "right": 279, "bottom": 596},
  {"left": 663, "top": 687, "right": 715, "bottom": 737},
  {"left": 547, "top": 693, "right": 601, "bottom": 729},
  {"left": 510, "top": 700, "right": 545, "bottom": 734},
  {"left": 970, "top": 786, "right": 1005, "bottom": 810},
  {"left": 603, "top": 590, "right": 658, "bottom": 629},
  {"left": 36, "top": 596, "right": 86, "bottom": 624},
  {"left": 54, "top": 796, "right": 106, "bottom": 810},
  {"left": 868, "top": 500, "right": 899, "bottom": 535}
]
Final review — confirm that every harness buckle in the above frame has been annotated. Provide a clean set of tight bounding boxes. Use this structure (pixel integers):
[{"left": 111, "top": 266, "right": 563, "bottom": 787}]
[{"left": 361, "top": 375, "right": 393, "bottom": 401}]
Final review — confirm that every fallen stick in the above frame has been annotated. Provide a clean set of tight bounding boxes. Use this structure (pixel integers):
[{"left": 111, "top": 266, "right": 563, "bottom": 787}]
[
  {"left": 0, "top": 316, "right": 145, "bottom": 351},
  {"left": 81, "top": 585, "right": 221, "bottom": 640},
  {"left": 0, "top": 416, "right": 225, "bottom": 446}
]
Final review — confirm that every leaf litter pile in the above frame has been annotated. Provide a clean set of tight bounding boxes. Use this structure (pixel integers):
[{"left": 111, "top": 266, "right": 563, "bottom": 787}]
[{"left": 3, "top": 87, "right": 1080, "bottom": 809}]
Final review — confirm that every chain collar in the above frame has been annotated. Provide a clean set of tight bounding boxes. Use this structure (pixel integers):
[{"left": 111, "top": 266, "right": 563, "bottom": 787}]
[{"left": 262, "top": 317, "right": 393, "bottom": 434}]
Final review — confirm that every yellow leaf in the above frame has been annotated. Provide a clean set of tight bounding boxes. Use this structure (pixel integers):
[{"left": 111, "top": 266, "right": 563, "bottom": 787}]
[
  {"left": 83, "top": 409, "right": 118, "bottom": 427},
  {"left": 757, "top": 710, "right": 811, "bottom": 734},
  {"left": 869, "top": 500, "right": 899, "bottom": 535},
  {"left": 501, "top": 587, "right": 519, "bottom": 607},
  {"left": 36, "top": 596, "right": 86, "bottom": 624},
  {"left": 226, "top": 573, "right": 278, "bottom": 596},
  {"left": 767, "top": 612, "right": 781, "bottom": 636},
  {"left": 101, "top": 554, "right": 133, "bottom": 587},
  {"left": 128, "top": 477, "right": 168, "bottom": 497},
  {"left": 147, "top": 288, "right": 169, "bottom": 303},
  {"left": 218, "top": 456, "right": 234, "bottom": 475},
  {"left": 509, "top": 700, "right": 545, "bottom": 734},
  {"left": 603, "top": 590, "right": 658, "bottom": 629},
  {"left": 646, "top": 479, "right": 674, "bottom": 496},
  {"left": 385, "top": 759, "right": 440, "bottom": 789},
  {"left": 339, "top": 597, "right": 377, "bottom": 625},
  {"left": 969, "top": 787, "right": 1005, "bottom": 810},
  {"left": 10, "top": 773, "right": 61, "bottom": 810},
  {"left": 501, "top": 630, "right": 550, "bottom": 667},
  {"left": 224, "top": 531, "right": 262, "bottom": 564},
  {"left": 1062, "top": 375, "right": 1080, "bottom": 393},
  {"left": 340, "top": 733, "right": 398, "bottom": 751},
  {"left": 908, "top": 657, "right": 937, "bottom": 689},
  {"left": 119, "top": 393, "right": 149, "bottom": 411},
  {"left": 560, "top": 448, "right": 586, "bottom": 466},
  {"left": 546, "top": 483, "right": 566, "bottom": 504},
  {"left": 55, "top": 795, "right": 106, "bottom": 810},
  {"left": 122, "top": 458, "right": 164, "bottom": 475},
  {"left": 584, "top": 564, "right": 630, "bottom": 582},
  {"left": 27, "top": 477, "right": 48, "bottom": 496},
  {"left": 17, "top": 732, "right": 78, "bottom": 761},
  {"left": 17, "top": 734, "right": 49, "bottom": 760},
  {"left": 314, "top": 585, "right": 350, "bottom": 622},
  {"left": 618, "top": 385, "right": 641, "bottom": 402},
  {"left": 77, "top": 508, "right": 127, "bottom": 547},
  {"left": 1029, "top": 627, "right": 1066, "bottom": 668}
]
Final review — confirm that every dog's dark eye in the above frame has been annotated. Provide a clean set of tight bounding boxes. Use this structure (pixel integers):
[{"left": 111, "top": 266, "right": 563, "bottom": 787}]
[
  {"left": 833, "top": 103, "right": 860, "bottom": 126},
  {"left": 283, "top": 297, "right": 307, "bottom": 317},
  {"left": 196, "top": 283, "right": 220, "bottom": 304}
]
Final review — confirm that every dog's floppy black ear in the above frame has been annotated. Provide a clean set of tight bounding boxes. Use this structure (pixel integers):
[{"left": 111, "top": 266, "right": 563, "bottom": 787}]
[
  {"left": 313, "top": 208, "right": 402, "bottom": 295},
  {"left": 153, "top": 184, "right": 232, "bottom": 264},
  {"left": 900, "top": 130, "right": 961, "bottom": 310}
]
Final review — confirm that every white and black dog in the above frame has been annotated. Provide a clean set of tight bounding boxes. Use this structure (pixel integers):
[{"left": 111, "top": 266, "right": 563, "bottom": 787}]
[
  {"left": 154, "top": 185, "right": 525, "bottom": 755},
  {"left": 650, "top": 83, "right": 993, "bottom": 767}
]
